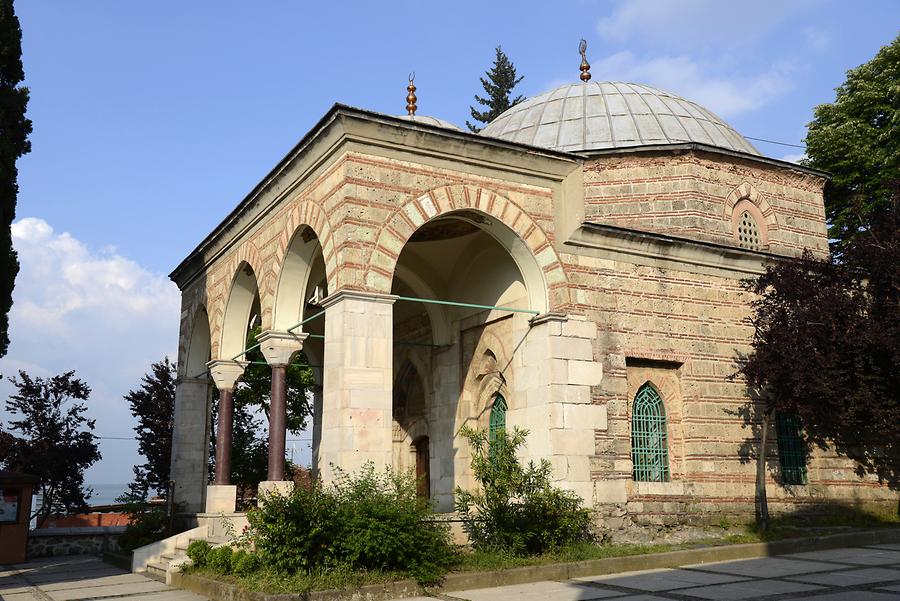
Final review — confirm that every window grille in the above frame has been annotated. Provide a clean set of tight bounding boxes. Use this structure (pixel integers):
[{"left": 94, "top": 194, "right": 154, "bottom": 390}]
[
  {"left": 775, "top": 411, "right": 808, "bottom": 485},
  {"left": 737, "top": 210, "right": 762, "bottom": 250},
  {"left": 489, "top": 394, "right": 507, "bottom": 446},
  {"left": 631, "top": 384, "right": 670, "bottom": 482}
]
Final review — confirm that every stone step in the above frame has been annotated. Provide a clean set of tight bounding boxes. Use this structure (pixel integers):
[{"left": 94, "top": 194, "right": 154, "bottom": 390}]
[{"left": 145, "top": 561, "right": 168, "bottom": 583}]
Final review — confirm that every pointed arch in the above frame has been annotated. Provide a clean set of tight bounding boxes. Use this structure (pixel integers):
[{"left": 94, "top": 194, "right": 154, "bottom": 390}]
[
  {"left": 220, "top": 261, "right": 260, "bottom": 360},
  {"left": 631, "top": 382, "right": 670, "bottom": 482}
]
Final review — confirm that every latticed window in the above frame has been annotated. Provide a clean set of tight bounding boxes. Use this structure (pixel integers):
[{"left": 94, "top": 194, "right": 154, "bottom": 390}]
[
  {"left": 631, "top": 384, "right": 670, "bottom": 482},
  {"left": 489, "top": 394, "right": 507, "bottom": 446},
  {"left": 775, "top": 412, "right": 808, "bottom": 485},
  {"left": 736, "top": 210, "right": 762, "bottom": 250}
]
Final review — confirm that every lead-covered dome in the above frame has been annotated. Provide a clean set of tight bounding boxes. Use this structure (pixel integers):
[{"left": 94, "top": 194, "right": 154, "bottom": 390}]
[
  {"left": 480, "top": 81, "right": 759, "bottom": 155},
  {"left": 395, "top": 114, "right": 461, "bottom": 130}
]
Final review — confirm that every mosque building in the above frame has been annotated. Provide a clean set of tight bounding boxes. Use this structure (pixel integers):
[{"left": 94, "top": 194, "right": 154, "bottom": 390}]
[{"left": 167, "top": 46, "right": 896, "bottom": 537}]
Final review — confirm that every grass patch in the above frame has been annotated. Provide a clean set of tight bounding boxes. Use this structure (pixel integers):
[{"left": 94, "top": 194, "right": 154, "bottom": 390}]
[{"left": 188, "top": 565, "right": 406, "bottom": 594}]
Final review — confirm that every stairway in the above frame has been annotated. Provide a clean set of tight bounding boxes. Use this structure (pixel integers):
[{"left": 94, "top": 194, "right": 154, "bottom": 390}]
[{"left": 144, "top": 535, "right": 230, "bottom": 583}]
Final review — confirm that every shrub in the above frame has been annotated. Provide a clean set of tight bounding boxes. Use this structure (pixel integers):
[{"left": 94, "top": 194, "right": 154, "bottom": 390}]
[
  {"left": 207, "top": 545, "right": 234, "bottom": 574},
  {"left": 231, "top": 550, "right": 260, "bottom": 576},
  {"left": 186, "top": 540, "right": 212, "bottom": 568},
  {"left": 455, "top": 427, "right": 592, "bottom": 555},
  {"left": 115, "top": 496, "right": 168, "bottom": 552},
  {"left": 247, "top": 464, "right": 456, "bottom": 583}
]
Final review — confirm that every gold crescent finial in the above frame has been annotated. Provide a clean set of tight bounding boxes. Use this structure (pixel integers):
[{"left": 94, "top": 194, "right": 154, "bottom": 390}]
[
  {"left": 579, "top": 38, "right": 591, "bottom": 82},
  {"left": 406, "top": 72, "right": 417, "bottom": 116}
]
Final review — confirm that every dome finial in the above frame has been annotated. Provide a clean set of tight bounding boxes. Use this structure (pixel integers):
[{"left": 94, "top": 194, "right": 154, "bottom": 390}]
[
  {"left": 406, "top": 72, "right": 417, "bottom": 116},
  {"left": 579, "top": 39, "right": 591, "bottom": 82}
]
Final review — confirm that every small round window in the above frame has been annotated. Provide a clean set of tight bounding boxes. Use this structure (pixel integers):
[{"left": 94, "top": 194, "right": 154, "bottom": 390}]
[{"left": 736, "top": 210, "right": 762, "bottom": 251}]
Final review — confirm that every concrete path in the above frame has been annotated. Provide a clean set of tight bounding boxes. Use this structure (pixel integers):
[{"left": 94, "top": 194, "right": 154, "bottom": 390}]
[
  {"left": 417, "top": 542, "right": 900, "bottom": 601},
  {"left": 0, "top": 555, "right": 205, "bottom": 601}
]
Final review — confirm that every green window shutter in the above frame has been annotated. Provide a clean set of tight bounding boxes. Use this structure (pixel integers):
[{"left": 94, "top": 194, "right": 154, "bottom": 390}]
[
  {"left": 631, "top": 384, "right": 670, "bottom": 482},
  {"left": 775, "top": 411, "right": 808, "bottom": 485},
  {"left": 489, "top": 394, "right": 507, "bottom": 447}
]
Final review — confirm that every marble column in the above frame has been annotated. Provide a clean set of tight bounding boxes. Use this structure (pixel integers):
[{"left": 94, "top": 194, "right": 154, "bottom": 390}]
[
  {"left": 206, "top": 359, "right": 248, "bottom": 512},
  {"left": 257, "top": 330, "right": 307, "bottom": 499},
  {"left": 319, "top": 291, "right": 396, "bottom": 482}
]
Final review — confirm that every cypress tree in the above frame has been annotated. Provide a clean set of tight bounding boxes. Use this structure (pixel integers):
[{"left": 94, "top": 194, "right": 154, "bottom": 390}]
[
  {"left": 0, "top": 0, "right": 31, "bottom": 358},
  {"left": 467, "top": 46, "right": 524, "bottom": 133}
]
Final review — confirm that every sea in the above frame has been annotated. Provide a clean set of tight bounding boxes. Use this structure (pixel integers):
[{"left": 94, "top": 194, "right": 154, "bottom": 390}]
[{"left": 86, "top": 483, "right": 131, "bottom": 506}]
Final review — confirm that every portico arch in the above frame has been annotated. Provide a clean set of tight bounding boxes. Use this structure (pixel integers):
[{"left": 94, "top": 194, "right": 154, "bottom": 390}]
[
  {"left": 184, "top": 307, "right": 211, "bottom": 379},
  {"left": 220, "top": 262, "right": 260, "bottom": 360},
  {"left": 272, "top": 226, "right": 327, "bottom": 331}
]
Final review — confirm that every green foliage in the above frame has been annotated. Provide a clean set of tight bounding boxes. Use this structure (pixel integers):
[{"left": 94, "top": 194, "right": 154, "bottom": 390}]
[
  {"left": 231, "top": 550, "right": 261, "bottom": 577},
  {"left": 207, "top": 546, "right": 234, "bottom": 574},
  {"left": 186, "top": 540, "right": 212, "bottom": 568},
  {"left": 247, "top": 464, "right": 456, "bottom": 583},
  {"left": 0, "top": 0, "right": 33, "bottom": 358},
  {"left": 455, "top": 427, "right": 592, "bottom": 555},
  {"left": 210, "top": 327, "right": 314, "bottom": 494},
  {"left": 0, "top": 371, "right": 100, "bottom": 524},
  {"left": 115, "top": 495, "right": 167, "bottom": 552},
  {"left": 467, "top": 46, "right": 524, "bottom": 132},
  {"left": 124, "top": 358, "right": 176, "bottom": 499},
  {"left": 804, "top": 34, "right": 899, "bottom": 251}
]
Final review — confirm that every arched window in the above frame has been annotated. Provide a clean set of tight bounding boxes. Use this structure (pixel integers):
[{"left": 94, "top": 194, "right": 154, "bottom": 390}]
[
  {"left": 775, "top": 412, "right": 808, "bottom": 485},
  {"left": 489, "top": 394, "right": 507, "bottom": 446},
  {"left": 736, "top": 210, "right": 762, "bottom": 250},
  {"left": 632, "top": 384, "right": 670, "bottom": 482}
]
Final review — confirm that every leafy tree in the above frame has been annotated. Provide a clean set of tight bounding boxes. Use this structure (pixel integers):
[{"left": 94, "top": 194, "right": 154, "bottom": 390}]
[
  {"left": 467, "top": 46, "right": 524, "bottom": 133},
  {"left": 124, "top": 357, "right": 176, "bottom": 499},
  {"left": 804, "top": 34, "right": 899, "bottom": 251},
  {"left": 0, "top": 0, "right": 33, "bottom": 358},
  {"left": 210, "top": 327, "right": 315, "bottom": 495},
  {"left": 0, "top": 371, "right": 101, "bottom": 524},
  {"left": 738, "top": 192, "right": 900, "bottom": 528}
]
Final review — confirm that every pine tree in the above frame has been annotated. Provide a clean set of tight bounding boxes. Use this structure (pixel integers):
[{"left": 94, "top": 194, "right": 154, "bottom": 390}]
[
  {"left": 0, "top": 0, "right": 32, "bottom": 358},
  {"left": 467, "top": 46, "right": 524, "bottom": 133},
  {"left": 124, "top": 358, "right": 176, "bottom": 499}
]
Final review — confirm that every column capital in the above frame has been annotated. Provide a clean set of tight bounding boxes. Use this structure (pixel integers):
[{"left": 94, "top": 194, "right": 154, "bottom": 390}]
[
  {"left": 207, "top": 359, "right": 248, "bottom": 391},
  {"left": 258, "top": 330, "right": 308, "bottom": 367},
  {"left": 320, "top": 290, "right": 398, "bottom": 309}
]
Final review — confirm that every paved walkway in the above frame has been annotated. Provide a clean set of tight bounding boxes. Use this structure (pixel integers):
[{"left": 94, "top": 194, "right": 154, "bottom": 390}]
[
  {"left": 411, "top": 542, "right": 900, "bottom": 600},
  {"left": 0, "top": 555, "right": 204, "bottom": 601}
]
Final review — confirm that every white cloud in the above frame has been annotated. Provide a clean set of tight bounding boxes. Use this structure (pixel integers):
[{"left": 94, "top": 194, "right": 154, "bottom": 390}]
[
  {"left": 781, "top": 152, "right": 807, "bottom": 164},
  {"left": 1, "top": 218, "right": 180, "bottom": 487},
  {"left": 597, "top": 0, "right": 815, "bottom": 48},
  {"left": 592, "top": 51, "right": 793, "bottom": 118}
]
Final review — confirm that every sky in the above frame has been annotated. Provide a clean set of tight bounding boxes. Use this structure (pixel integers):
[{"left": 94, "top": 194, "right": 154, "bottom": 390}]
[{"left": 1, "top": 1, "right": 897, "bottom": 490}]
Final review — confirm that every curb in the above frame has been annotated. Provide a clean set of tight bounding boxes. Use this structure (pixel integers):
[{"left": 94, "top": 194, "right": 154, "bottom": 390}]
[{"left": 171, "top": 527, "right": 900, "bottom": 601}]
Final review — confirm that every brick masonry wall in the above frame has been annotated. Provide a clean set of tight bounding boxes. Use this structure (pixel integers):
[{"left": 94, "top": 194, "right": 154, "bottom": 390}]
[{"left": 583, "top": 150, "right": 828, "bottom": 258}]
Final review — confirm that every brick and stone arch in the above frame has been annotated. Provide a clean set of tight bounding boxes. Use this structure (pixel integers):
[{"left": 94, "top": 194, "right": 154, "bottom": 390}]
[
  {"left": 368, "top": 183, "right": 570, "bottom": 313},
  {"left": 270, "top": 202, "right": 337, "bottom": 332},
  {"left": 183, "top": 306, "right": 211, "bottom": 380},
  {"left": 725, "top": 182, "right": 776, "bottom": 250},
  {"left": 208, "top": 242, "right": 265, "bottom": 359},
  {"left": 625, "top": 363, "right": 685, "bottom": 482},
  {"left": 219, "top": 261, "right": 262, "bottom": 361}
]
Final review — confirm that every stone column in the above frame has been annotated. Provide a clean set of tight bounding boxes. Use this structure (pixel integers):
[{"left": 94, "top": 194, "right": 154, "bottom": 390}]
[
  {"left": 169, "top": 376, "right": 210, "bottom": 514},
  {"left": 257, "top": 330, "right": 307, "bottom": 499},
  {"left": 511, "top": 313, "right": 604, "bottom": 504},
  {"left": 319, "top": 291, "right": 396, "bottom": 482},
  {"left": 206, "top": 359, "right": 247, "bottom": 513}
]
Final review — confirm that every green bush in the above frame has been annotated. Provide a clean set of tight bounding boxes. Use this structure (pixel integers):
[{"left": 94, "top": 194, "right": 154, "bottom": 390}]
[
  {"left": 231, "top": 550, "right": 260, "bottom": 576},
  {"left": 207, "top": 546, "right": 234, "bottom": 574},
  {"left": 247, "top": 464, "right": 456, "bottom": 583},
  {"left": 455, "top": 427, "right": 592, "bottom": 555},
  {"left": 186, "top": 540, "right": 212, "bottom": 568},
  {"left": 115, "top": 497, "right": 168, "bottom": 552}
]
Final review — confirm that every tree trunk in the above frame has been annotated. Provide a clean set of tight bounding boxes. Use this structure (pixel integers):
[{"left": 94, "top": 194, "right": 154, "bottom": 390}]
[{"left": 756, "top": 409, "right": 772, "bottom": 532}]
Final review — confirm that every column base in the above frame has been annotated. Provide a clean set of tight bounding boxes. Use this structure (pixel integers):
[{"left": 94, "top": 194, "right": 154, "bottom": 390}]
[
  {"left": 257, "top": 480, "right": 294, "bottom": 505},
  {"left": 205, "top": 485, "right": 237, "bottom": 513}
]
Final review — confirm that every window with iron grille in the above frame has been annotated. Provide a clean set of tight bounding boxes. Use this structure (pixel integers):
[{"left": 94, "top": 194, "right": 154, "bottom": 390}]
[
  {"left": 489, "top": 394, "right": 507, "bottom": 447},
  {"left": 631, "top": 383, "right": 670, "bottom": 482},
  {"left": 775, "top": 411, "right": 808, "bottom": 485},
  {"left": 737, "top": 210, "right": 762, "bottom": 250}
]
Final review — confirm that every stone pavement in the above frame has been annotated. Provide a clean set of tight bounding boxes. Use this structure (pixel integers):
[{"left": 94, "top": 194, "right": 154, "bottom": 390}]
[
  {"left": 0, "top": 555, "right": 205, "bottom": 601},
  {"left": 408, "top": 542, "right": 900, "bottom": 600}
]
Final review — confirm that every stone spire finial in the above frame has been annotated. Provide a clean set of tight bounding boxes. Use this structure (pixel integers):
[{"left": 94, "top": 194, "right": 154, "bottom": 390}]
[
  {"left": 406, "top": 72, "right": 417, "bottom": 116},
  {"left": 579, "top": 39, "right": 591, "bottom": 82}
]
